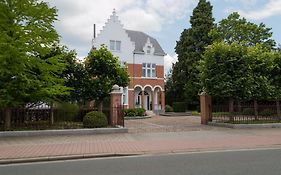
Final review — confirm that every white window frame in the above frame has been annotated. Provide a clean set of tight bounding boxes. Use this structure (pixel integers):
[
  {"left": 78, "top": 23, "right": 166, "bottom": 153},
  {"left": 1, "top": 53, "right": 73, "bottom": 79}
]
[
  {"left": 142, "top": 63, "right": 156, "bottom": 78},
  {"left": 109, "top": 40, "right": 121, "bottom": 51}
]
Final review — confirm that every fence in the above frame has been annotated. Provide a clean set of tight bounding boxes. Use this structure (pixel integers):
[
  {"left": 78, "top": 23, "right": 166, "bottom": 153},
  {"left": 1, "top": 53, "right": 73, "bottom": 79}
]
[{"left": 212, "top": 101, "right": 281, "bottom": 124}]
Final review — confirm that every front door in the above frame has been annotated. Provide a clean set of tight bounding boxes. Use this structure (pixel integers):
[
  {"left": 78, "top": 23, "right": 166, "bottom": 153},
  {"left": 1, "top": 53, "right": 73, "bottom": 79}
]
[{"left": 145, "top": 95, "right": 151, "bottom": 111}]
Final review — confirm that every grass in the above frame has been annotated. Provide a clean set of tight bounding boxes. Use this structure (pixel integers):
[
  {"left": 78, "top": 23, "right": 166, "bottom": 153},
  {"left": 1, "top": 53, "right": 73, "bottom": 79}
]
[{"left": 192, "top": 111, "right": 200, "bottom": 116}]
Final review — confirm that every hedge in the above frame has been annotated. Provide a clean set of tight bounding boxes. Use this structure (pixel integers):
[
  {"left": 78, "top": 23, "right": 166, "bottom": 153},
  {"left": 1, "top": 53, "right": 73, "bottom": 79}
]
[
  {"left": 172, "top": 102, "right": 187, "bottom": 112},
  {"left": 123, "top": 108, "right": 145, "bottom": 117}
]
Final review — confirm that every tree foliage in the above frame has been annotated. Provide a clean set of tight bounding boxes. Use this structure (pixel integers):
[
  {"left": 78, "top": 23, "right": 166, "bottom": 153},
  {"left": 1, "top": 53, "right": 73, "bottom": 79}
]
[
  {"left": 170, "top": 0, "right": 214, "bottom": 104},
  {"left": 200, "top": 42, "right": 275, "bottom": 101},
  {"left": 0, "top": 0, "right": 69, "bottom": 108},
  {"left": 210, "top": 12, "right": 275, "bottom": 49},
  {"left": 84, "top": 45, "right": 130, "bottom": 103}
]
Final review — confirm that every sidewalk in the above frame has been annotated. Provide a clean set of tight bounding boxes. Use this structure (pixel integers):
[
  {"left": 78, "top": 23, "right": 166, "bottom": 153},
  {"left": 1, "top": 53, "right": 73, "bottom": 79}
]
[{"left": 1, "top": 127, "right": 281, "bottom": 164}]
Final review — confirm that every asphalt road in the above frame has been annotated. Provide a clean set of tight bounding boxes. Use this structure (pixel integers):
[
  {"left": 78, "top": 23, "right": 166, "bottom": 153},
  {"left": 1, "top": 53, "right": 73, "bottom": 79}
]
[{"left": 1, "top": 148, "right": 281, "bottom": 175}]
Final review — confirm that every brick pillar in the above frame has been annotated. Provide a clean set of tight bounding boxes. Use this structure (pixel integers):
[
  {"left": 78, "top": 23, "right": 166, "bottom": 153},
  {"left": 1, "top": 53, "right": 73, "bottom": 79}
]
[
  {"left": 110, "top": 85, "right": 122, "bottom": 126},
  {"left": 200, "top": 94, "right": 212, "bottom": 125},
  {"left": 128, "top": 89, "right": 134, "bottom": 109},
  {"left": 161, "top": 91, "right": 165, "bottom": 112},
  {"left": 141, "top": 90, "right": 145, "bottom": 109},
  {"left": 152, "top": 90, "right": 155, "bottom": 112}
]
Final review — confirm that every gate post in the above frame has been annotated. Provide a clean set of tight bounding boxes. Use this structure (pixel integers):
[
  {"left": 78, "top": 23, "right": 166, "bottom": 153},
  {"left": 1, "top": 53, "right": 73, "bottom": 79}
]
[
  {"left": 110, "top": 85, "right": 122, "bottom": 126},
  {"left": 200, "top": 93, "right": 212, "bottom": 125}
]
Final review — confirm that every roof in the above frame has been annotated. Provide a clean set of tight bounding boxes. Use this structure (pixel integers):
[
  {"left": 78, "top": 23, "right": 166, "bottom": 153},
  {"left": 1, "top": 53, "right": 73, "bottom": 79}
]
[{"left": 125, "top": 30, "right": 165, "bottom": 56}]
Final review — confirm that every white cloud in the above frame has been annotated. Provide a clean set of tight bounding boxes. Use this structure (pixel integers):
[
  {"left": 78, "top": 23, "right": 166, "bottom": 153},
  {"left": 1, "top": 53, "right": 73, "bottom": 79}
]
[
  {"left": 44, "top": 0, "right": 196, "bottom": 57},
  {"left": 223, "top": 0, "right": 257, "bottom": 6},
  {"left": 164, "top": 54, "right": 178, "bottom": 74},
  {"left": 237, "top": 0, "right": 281, "bottom": 20}
]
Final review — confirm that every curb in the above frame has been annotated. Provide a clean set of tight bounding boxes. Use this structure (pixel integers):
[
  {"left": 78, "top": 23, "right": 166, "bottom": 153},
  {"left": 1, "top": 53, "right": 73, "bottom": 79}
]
[
  {"left": 0, "top": 128, "right": 128, "bottom": 137},
  {"left": 124, "top": 116, "right": 152, "bottom": 120},
  {"left": 208, "top": 122, "right": 281, "bottom": 129},
  {"left": 0, "top": 153, "right": 140, "bottom": 165},
  {"left": 160, "top": 112, "right": 192, "bottom": 117},
  {"left": 2, "top": 146, "right": 281, "bottom": 165}
]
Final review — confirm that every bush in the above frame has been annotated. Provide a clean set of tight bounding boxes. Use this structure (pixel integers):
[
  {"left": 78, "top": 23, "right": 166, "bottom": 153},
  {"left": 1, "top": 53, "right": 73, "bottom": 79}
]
[
  {"left": 165, "top": 105, "right": 173, "bottom": 112},
  {"left": 242, "top": 108, "right": 255, "bottom": 115},
  {"left": 172, "top": 102, "right": 187, "bottom": 112},
  {"left": 259, "top": 109, "right": 276, "bottom": 116},
  {"left": 55, "top": 102, "right": 79, "bottom": 122},
  {"left": 124, "top": 108, "right": 145, "bottom": 117},
  {"left": 83, "top": 111, "right": 108, "bottom": 128}
]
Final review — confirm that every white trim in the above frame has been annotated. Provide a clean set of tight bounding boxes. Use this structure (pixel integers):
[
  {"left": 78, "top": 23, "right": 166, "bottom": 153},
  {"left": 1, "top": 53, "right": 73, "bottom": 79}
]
[
  {"left": 144, "top": 85, "right": 153, "bottom": 90},
  {"left": 133, "top": 85, "right": 143, "bottom": 89},
  {"left": 153, "top": 85, "right": 163, "bottom": 91}
]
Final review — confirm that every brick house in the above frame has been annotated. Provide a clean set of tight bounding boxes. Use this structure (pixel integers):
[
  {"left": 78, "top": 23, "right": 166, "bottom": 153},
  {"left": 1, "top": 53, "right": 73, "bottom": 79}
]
[{"left": 92, "top": 10, "right": 165, "bottom": 113}]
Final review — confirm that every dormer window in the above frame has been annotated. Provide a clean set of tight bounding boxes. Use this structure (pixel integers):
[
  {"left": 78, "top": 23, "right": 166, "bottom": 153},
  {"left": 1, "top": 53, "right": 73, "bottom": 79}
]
[
  {"left": 147, "top": 46, "right": 151, "bottom": 54},
  {"left": 110, "top": 40, "right": 121, "bottom": 51}
]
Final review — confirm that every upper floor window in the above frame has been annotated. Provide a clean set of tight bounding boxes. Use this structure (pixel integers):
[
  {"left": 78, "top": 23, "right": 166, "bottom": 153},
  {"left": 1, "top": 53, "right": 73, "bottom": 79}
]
[
  {"left": 110, "top": 40, "right": 121, "bottom": 51},
  {"left": 142, "top": 63, "right": 156, "bottom": 78}
]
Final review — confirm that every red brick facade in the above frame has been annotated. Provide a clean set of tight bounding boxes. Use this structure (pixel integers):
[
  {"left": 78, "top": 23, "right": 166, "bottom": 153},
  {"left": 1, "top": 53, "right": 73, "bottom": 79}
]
[{"left": 126, "top": 63, "right": 165, "bottom": 112}]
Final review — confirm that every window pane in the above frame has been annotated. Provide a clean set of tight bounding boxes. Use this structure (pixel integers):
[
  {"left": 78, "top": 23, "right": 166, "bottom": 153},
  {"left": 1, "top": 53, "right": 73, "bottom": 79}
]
[
  {"left": 152, "top": 64, "right": 156, "bottom": 68},
  {"left": 147, "top": 69, "right": 151, "bottom": 77},
  {"left": 116, "top": 41, "right": 121, "bottom": 51},
  {"left": 152, "top": 69, "right": 156, "bottom": 77},
  {"left": 147, "top": 63, "right": 151, "bottom": 68},
  {"left": 110, "top": 40, "right": 115, "bottom": 50},
  {"left": 142, "top": 68, "right": 146, "bottom": 77},
  {"left": 142, "top": 63, "right": 146, "bottom": 68}
]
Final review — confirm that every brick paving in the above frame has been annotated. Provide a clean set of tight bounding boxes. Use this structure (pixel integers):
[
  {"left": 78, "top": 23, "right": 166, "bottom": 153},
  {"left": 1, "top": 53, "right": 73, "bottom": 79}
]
[
  {"left": 1, "top": 116, "right": 281, "bottom": 162},
  {"left": 125, "top": 115, "right": 213, "bottom": 133}
]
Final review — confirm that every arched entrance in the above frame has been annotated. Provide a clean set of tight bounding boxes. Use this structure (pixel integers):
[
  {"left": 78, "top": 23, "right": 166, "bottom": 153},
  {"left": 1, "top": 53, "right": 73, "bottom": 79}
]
[
  {"left": 154, "top": 87, "right": 162, "bottom": 113},
  {"left": 143, "top": 86, "right": 153, "bottom": 111},
  {"left": 133, "top": 86, "right": 142, "bottom": 108}
]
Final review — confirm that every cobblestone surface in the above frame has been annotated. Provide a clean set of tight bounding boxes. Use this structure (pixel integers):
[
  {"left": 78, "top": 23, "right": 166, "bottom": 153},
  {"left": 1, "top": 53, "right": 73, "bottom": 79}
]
[
  {"left": 1, "top": 116, "right": 281, "bottom": 162},
  {"left": 125, "top": 115, "right": 215, "bottom": 133}
]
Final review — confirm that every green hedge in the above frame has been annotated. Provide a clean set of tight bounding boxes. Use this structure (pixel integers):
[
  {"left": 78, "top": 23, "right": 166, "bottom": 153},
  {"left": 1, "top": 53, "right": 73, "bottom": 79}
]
[
  {"left": 242, "top": 108, "right": 255, "bottom": 115},
  {"left": 55, "top": 102, "right": 79, "bottom": 122},
  {"left": 83, "top": 111, "right": 108, "bottom": 128},
  {"left": 172, "top": 102, "right": 187, "bottom": 112},
  {"left": 124, "top": 108, "right": 145, "bottom": 117},
  {"left": 165, "top": 105, "right": 173, "bottom": 112},
  {"left": 260, "top": 109, "right": 276, "bottom": 116}
]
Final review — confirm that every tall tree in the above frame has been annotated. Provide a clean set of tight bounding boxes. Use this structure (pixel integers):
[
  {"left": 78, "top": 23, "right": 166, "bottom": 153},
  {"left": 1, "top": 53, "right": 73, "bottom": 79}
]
[
  {"left": 171, "top": 0, "right": 214, "bottom": 105},
  {"left": 0, "top": 0, "right": 69, "bottom": 129},
  {"left": 85, "top": 46, "right": 130, "bottom": 110},
  {"left": 271, "top": 51, "right": 281, "bottom": 117},
  {"left": 200, "top": 42, "right": 275, "bottom": 113},
  {"left": 210, "top": 12, "right": 276, "bottom": 49}
]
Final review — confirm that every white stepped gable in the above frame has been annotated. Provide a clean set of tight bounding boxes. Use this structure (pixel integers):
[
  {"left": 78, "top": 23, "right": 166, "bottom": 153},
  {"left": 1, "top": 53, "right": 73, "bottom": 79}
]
[{"left": 93, "top": 10, "right": 135, "bottom": 63}]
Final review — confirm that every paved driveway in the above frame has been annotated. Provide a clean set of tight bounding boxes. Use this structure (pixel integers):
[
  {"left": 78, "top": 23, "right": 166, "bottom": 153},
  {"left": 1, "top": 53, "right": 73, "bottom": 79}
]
[{"left": 125, "top": 115, "right": 214, "bottom": 133}]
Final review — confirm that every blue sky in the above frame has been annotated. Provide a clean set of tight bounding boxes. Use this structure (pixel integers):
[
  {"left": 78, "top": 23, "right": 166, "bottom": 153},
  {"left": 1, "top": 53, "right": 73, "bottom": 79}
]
[{"left": 45, "top": 0, "right": 281, "bottom": 73}]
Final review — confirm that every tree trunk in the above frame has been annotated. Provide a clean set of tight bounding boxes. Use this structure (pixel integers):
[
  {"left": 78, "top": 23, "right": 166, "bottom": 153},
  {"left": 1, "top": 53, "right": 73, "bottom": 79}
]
[
  {"left": 49, "top": 102, "right": 54, "bottom": 125},
  {"left": 98, "top": 101, "right": 103, "bottom": 112},
  {"left": 254, "top": 99, "right": 258, "bottom": 120},
  {"left": 4, "top": 108, "right": 11, "bottom": 130},
  {"left": 277, "top": 100, "right": 281, "bottom": 120},
  {"left": 229, "top": 98, "right": 234, "bottom": 113}
]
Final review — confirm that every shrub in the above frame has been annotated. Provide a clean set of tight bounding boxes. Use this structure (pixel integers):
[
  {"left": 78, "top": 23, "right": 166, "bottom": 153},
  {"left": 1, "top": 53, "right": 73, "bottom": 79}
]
[
  {"left": 124, "top": 108, "right": 145, "bottom": 117},
  {"left": 172, "top": 102, "right": 187, "bottom": 112},
  {"left": 165, "top": 105, "right": 173, "bottom": 112},
  {"left": 242, "top": 108, "right": 255, "bottom": 115},
  {"left": 83, "top": 111, "right": 108, "bottom": 128},
  {"left": 259, "top": 109, "right": 276, "bottom": 116},
  {"left": 55, "top": 102, "right": 79, "bottom": 122}
]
